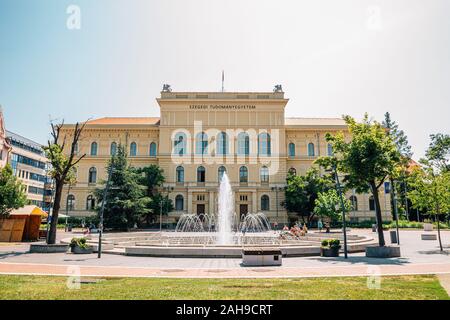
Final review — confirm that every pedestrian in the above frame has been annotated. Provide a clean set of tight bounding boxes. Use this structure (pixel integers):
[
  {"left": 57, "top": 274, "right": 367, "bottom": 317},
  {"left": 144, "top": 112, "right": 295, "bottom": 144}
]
[{"left": 318, "top": 219, "right": 323, "bottom": 232}]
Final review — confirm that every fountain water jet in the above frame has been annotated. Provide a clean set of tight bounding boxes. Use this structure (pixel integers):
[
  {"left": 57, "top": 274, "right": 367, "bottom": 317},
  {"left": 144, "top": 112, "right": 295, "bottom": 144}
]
[{"left": 217, "top": 172, "right": 234, "bottom": 245}]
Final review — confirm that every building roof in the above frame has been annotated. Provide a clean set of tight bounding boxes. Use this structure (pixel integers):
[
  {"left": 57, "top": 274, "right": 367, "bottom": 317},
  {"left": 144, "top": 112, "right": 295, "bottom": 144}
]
[
  {"left": 6, "top": 130, "right": 44, "bottom": 150},
  {"left": 285, "top": 117, "right": 346, "bottom": 127},
  {"left": 86, "top": 117, "right": 160, "bottom": 125},
  {"left": 81, "top": 116, "right": 346, "bottom": 128},
  {"left": 9, "top": 205, "right": 47, "bottom": 216}
]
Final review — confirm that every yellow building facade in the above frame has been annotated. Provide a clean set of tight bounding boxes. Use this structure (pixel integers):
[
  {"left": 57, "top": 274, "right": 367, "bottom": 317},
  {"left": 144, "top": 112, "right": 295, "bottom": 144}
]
[{"left": 60, "top": 89, "right": 391, "bottom": 225}]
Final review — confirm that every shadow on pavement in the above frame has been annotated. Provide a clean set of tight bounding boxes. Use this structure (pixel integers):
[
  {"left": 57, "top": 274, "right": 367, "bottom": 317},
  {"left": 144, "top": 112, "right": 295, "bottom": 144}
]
[{"left": 306, "top": 255, "right": 410, "bottom": 266}]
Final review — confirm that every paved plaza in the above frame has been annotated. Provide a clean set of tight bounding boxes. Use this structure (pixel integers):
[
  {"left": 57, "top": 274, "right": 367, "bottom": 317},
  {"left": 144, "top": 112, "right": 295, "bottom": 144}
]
[{"left": 0, "top": 229, "right": 448, "bottom": 279}]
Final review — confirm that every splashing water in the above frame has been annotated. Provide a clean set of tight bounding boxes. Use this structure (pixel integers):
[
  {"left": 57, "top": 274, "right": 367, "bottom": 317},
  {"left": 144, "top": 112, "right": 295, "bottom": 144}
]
[{"left": 217, "top": 172, "right": 234, "bottom": 245}]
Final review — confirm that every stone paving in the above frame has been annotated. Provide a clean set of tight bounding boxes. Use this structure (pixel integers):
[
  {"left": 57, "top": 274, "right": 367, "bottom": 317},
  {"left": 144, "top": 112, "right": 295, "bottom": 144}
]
[{"left": 0, "top": 229, "right": 448, "bottom": 278}]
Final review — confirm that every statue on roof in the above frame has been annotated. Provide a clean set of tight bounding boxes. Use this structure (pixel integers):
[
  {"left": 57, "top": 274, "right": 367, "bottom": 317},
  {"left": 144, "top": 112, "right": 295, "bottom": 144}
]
[
  {"left": 162, "top": 84, "right": 172, "bottom": 92},
  {"left": 273, "top": 84, "right": 283, "bottom": 93}
]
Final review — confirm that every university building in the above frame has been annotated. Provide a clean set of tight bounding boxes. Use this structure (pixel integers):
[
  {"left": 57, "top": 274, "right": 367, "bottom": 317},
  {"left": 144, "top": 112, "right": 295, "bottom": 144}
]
[
  {"left": 6, "top": 131, "right": 52, "bottom": 210},
  {"left": 60, "top": 87, "right": 391, "bottom": 224}
]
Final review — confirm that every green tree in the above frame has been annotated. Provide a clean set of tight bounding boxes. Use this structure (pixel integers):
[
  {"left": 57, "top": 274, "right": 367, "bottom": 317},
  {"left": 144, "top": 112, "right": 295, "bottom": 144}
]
[
  {"left": 382, "top": 112, "right": 413, "bottom": 221},
  {"left": 0, "top": 164, "right": 27, "bottom": 216},
  {"left": 313, "top": 189, "right": 352, "bottom": 225},
  {"left": 135, "top": 165, "right": 173, "bottom": 226},
  {"left": 407, "top": 161, "right": 450, "bottom": 251},
  {"left": 323, "top": 114, "right": 400, "bottom": 247},
  {"left": 283, "top": 168, "right": 334, "bottom": 224},
  {"left": 425, "top": 133, "right": 450, "bottom": 173},
  {"left": 44, "top": 121, "right": 86, "bottom": 244},
  {"left": 94, "top": 145, "right": 150, "bottom": 230}
]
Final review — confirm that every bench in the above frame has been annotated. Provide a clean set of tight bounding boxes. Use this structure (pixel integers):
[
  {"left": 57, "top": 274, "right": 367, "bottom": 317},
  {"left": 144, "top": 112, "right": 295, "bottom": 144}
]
[{"left": 242, "top": 247, "right": 282, "bottom": 266}]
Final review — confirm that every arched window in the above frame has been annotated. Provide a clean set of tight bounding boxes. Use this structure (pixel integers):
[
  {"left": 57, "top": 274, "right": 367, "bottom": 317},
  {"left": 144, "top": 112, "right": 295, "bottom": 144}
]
[
  {"left": 258, "top": 133, "right": 271, "bottom": 156},
  {"left": 173, "top": 132, "right": 187, "bottom": 155},
  {"left": 288, "top": 167, "right": 297, "bottom": 176},
  {"left": 308, "top": 142, "right": 315, "bottom": 157},
  {"left": 239, "top": 166, "right": 248, "bottom": 183},
  {"left": 176, "top": 166, "right": 184, "bottom": 183},
  {"left": 67, "top": 194, "right": 75, "bottom": 211},
  {"left": 349, "top": 195, "right": 358, "bottom": 211},
  {"left": 260, "top": 166, "right": 269, "bottom": 183},
  {"left": 175, "top": 195, "right": 184, "bottom": 211},
  {"left": 288, "top": 143, "right": 295, "bottom": 157},
  {"left": 110, "top": 142, "right": 117, "bottom": 156},
  {"left": 218, "top": 166, "right": 226, "bottom": 182},
  {"left": 149, "top": 142, "right": 157, "bottom": 157},
  {"left": 196, "top": 132, "right": 208, "bottom": 155},
  {"left": 197, "top": 166, "right": 205, "bottom": 183},
  {"left": 369, "top": 196, "right": 375, "bottom": 211},
  {"left": 217, "top": 132, "right": 228, "bottom": 155},
  {"left": 86, "top": 195, "right": 95, "bottom": 211},
  {"left": 327, "top": 143, "right": 333, "bottom": 156},
  {"left": 261, "top": 195, "right": 270, "bottom": 211},
  {"left": 130, "top": 142, "right": 137, "bottom": 156},
  {"left": 90, "top": 142, "right": 98, "bottom": 156},
  {"left": 237, "top": 132, "right": 250, "bottom": 156},
  {"left": 88, "top": 167, "right": 97, "bottom": 184}
]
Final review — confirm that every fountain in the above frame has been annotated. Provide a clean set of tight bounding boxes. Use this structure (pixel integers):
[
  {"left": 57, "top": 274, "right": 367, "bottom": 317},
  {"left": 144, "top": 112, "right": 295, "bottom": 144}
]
[{"left": 217, "top": 173, "right": 234, "bottom": 244}]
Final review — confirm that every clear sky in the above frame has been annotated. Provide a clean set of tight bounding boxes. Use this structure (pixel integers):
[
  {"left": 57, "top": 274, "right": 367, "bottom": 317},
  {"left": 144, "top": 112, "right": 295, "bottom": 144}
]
[{"left": 1, "top": 0, "right": 449, "bottom": 159}]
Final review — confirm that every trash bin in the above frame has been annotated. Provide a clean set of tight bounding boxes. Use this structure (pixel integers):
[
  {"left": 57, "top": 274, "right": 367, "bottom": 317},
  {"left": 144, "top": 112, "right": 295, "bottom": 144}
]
[{"left": 390, "top": 230, "right": 398, "bottom": 244}]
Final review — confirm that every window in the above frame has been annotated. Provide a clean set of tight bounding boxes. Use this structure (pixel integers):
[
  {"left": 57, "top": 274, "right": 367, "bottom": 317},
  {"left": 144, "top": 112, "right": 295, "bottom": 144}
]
[
  {"left": 239, "top": 166, "right": 248, "bottom": 183},
  {"left": 176, "top": 166, "right": 184, "bottom": 183},
  {"left": 196, "top": 132, "right": 208, "bottom": 155},
  {"left": 130, "top": 142, "right": 137, "bottom": 156},
  {"left": 110, "top": 142, "right": 117, "bottom": 156},
  {"left": 197, "top": 166, "right": 205, "bottom": 183},
  {"left": 288, "top": 143, "right": 295, "bottom": 157},
  {"left": 369, "top": 196, "right": 375, "bottom": 211},
  {"left": 349, "top": 195, "right": 358, "bottom": 211},
  {"left": 237, "top": 132, "right": 250, "bottom": 155},
  {"left": 74, "top": 143, "right": 78, "bottom": 154},
  {"left": 261, "top": 195, "right": 270, "bottom": 211},
  {"left": 218, "top": 166, "right": 226, "bottom": 182},
  {"left": 240, "top": 195, "right": 248, "bottom": 201},
  {"left": 67, "top": 195, "right": 75, "bottom": 211},
  {"left": 197, "top": 194, "right": 206, "bottom": 201},
  {"left": 327, "top": 143, "right": 333, "bottom": 156},
  {"left": 217, "top": 132, "right": 228, "bottom": 155},
  {"left": 88, "top": 167, "right": 97, "bottom": 184},
  {"left": 86, "top": 195, "right": 95, "bottom": 211},
  {"left": 307, "top": 143, "right": 315, "bottom": 157},
  {"left": 173, "top": 132, "right": 187, "bottom": 155},
  {"left": 288, "top": 167, "right": 297, "bottom": 176},
  {"left": 90, "top": 142, "right": 98, "bottom": 156},
  {"left": 260, "top": 166, "right": 269, "bottom": 183},
  {"left": 258, "top": 133, "right": 271, "bottom": 155},
  {"left": 149, "top": 142, "right": 157, "bottom": 157},
  {"left": 175, "top": 195, "right": 184, "bottom": 211}
]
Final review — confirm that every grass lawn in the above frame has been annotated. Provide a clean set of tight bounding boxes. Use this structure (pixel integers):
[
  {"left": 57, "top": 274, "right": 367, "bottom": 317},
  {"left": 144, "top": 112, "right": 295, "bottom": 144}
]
[{"left": 0, "top": 274, "right": 448, "bottom": 300}]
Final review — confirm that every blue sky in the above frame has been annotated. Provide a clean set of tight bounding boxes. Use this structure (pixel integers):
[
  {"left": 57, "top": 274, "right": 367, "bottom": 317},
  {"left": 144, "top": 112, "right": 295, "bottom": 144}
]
[{"left": 1, "top": 0, "right": 449, "bottom": 159}]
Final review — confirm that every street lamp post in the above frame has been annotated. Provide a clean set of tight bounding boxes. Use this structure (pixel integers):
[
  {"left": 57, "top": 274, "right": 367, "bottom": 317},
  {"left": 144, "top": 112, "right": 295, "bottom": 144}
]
[
  {"left": 98, "top": 167, "right": 113, "bottom": 259},
  {"left": 65, "top": 184, "right": 72, "bottom": 232},
  {"left": 160, "top": 186, "right": 173, "bottom": 232},
  {"left": 271, "top": 186, "right": 283, "bottom": 228},
  {"left": 391, "top": 181, "right": 400, "bottom": 245},
  {"left": 333, "top": 164, "right": 348, "bottom": 259}
]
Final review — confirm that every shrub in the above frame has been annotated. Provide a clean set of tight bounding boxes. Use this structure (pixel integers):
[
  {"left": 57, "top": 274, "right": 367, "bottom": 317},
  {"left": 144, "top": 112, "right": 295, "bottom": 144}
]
[
  {"left": 69, "top": 237, "right": 90, "bottom": 249},
  {"left": 321, "top": 239, "right": 340, "bottom": 248}
]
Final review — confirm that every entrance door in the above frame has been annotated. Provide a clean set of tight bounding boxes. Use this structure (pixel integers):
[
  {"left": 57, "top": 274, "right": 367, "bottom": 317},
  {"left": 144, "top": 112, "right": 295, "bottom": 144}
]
[
  {"left": 240, "top": 204, "right": 248, "bottom": 218},
  {"left": 197, "top": 204, "right": 205, "bottom": 215}
]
